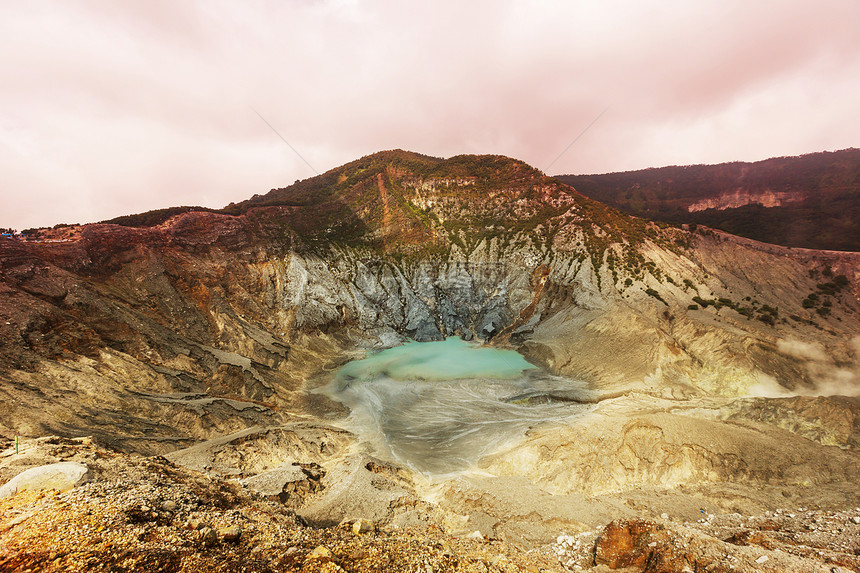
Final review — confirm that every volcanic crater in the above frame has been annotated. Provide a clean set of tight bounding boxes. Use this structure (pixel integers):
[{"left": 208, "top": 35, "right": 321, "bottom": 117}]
[{"left": 2, "top": 150, "right": 860, "bottom": 571}]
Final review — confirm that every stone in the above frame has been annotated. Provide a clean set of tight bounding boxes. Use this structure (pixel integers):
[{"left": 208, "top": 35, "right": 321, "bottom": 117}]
[
  {"left": 307, "top": 546, "right": 334, "bottom": 562},
  {"left": 219, "top": 525, "right": 242, "bottom": 543},
  {"left": 352, "top": 518, "right": 374, "bottom": 534},
  {"left": 0, "top": 462, "right": 88, "bottom": 498},
  {"left": 594, "top": 519, "right": 659, "bottom": 569},
  {"left": 197, "top": 526, "right": 218, "bottom": 547},
  {"left": 160, "top": 500, "right": 177, "bottom": 512},
  {"left": 348, "top": 549, "right": 366, "bottom": 560}
]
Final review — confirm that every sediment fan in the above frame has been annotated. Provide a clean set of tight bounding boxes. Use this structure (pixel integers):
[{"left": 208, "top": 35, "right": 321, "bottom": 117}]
[{"left": 1, "top": 150, "right": 859, "bottom": 570}]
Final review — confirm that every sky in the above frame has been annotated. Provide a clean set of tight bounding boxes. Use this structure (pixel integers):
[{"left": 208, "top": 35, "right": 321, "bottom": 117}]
[{"left": 1, "top": 0, "right": 859, "bottom": 230}]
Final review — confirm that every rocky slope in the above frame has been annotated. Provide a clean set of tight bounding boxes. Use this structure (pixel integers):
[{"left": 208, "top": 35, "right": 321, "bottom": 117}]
[
  {"left": 3, "top": 436, "right": 859, "bottom": 572},
  {"left": 1, "top": 149, "right": 860, "bottom": 571}
]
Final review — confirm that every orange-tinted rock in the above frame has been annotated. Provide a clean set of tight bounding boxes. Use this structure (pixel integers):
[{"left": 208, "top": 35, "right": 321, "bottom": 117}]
[{"left": 594, "top": 519, "right": 660, "bottom": 569}]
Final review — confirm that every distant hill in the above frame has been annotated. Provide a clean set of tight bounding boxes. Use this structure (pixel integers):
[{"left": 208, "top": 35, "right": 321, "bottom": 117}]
[{"left": 556, "top": 148, "right": 860, "bottom": 251}]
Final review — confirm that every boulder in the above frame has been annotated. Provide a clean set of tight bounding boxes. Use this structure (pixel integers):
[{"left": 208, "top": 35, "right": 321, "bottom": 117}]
[{"left": 0, "top": 462, "right": 89, "bottom": 498}]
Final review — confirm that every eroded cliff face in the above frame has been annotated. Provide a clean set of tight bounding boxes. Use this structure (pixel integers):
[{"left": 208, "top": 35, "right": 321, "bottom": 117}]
[
  {"left": 686, "top": 189, "right": 804, "bottom": 212},
  {"left": 0, "top": 220, "right": 548, "bottom": 451}
]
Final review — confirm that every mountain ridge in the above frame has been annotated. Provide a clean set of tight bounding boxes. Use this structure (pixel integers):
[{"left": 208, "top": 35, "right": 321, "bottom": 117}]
[
  {"left": 556, "top": 148, "right": 860, "bottom": 251},
  {"left": 85, "top": 150, "right": 675, "bottom": 279}
]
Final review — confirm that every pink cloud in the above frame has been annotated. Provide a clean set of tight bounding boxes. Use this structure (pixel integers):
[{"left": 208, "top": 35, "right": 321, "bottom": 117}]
[{"left": 1, "top": 0, "right": 858, "bottom": 229}]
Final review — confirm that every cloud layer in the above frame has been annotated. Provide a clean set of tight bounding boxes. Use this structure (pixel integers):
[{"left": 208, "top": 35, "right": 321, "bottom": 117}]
[{"left": 2, "top": 0, "right": 859, "bottom": 229}]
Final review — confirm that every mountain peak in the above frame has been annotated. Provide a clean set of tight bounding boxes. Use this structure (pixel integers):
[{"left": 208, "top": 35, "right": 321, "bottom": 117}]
[
  {"left": 232, "top": 150, "right": 545, "bottom": 210},
  {"left": 89, "top": 150, "right": 655, "bottom": 264},
  {"left": 213, "top": 151, "right": 592, "bottom": 252}
]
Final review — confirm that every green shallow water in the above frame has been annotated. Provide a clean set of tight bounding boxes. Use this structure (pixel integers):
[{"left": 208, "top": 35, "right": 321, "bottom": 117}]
[{"left": 327, "top": 338, "right": 588, "bottom": 477}]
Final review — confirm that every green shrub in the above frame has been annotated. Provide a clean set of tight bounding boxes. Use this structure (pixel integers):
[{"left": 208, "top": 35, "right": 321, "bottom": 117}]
[
  {"left": 758, "top": 314, "right": 775, "bottom": 326},
  {"left": 645, "top": 288, "right": 667, "bottom": 304}
]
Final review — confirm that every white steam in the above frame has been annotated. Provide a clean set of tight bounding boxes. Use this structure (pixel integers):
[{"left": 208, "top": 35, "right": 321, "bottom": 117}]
[
  {"left": 775, "top": 339, "right": 828, "bottom": 362},
  {"left": 850, "top": 335, "right": 860, "bottom": 359},
  {"left": 746, "top": 373, "right": 793, "bottom": 398},
  {"left": 772, "top": 337, "right": 860, "bottom": 397}
]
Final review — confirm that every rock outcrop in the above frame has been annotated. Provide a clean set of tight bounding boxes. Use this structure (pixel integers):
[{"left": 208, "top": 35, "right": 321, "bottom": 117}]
[{"left": 686, "top": 189, "right": 804, "bottom": 212}]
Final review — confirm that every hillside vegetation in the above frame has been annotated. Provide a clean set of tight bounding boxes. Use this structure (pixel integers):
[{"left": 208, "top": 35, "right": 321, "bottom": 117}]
[{"left": 557, "top": 148, "right": 860, "bottom": 251}]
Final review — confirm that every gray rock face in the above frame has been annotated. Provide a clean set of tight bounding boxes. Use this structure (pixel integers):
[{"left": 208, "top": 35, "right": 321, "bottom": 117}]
[
  {"left": 402, "top": 291, "right": 441, "bottom": 341},
  {"left": 0, "top": 462, "right": 89, "bottom": 497}
]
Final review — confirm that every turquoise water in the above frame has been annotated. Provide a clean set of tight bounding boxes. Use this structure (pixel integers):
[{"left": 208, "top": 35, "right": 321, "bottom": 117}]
[
  {"left": 335, "top": 337, "right": 537, "bottom": 386},
  {"left": 327, "top": 338, "right": 588, "bottom": 476}
]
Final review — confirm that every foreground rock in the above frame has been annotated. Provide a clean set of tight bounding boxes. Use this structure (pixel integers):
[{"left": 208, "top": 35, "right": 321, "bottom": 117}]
[
  {"left": 556, "top": 515, "right": 860, "bottom": 572},
  {"left": 586, "top": 513, "right": 860, "bottom": 572},
  {"left": 0, "top": 437, "right": 559, "bottom": 572},
  {"left": 2, "top": 436, "right": 859, "bottom": 572},
  {"left": 0, "top": 461, "right": 88, "bottom": 498}
]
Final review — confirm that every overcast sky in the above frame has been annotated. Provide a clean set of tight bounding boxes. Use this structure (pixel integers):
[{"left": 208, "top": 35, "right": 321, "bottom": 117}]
[{"left": 2, "top": 0, "right": 858, "bottom": 230}]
